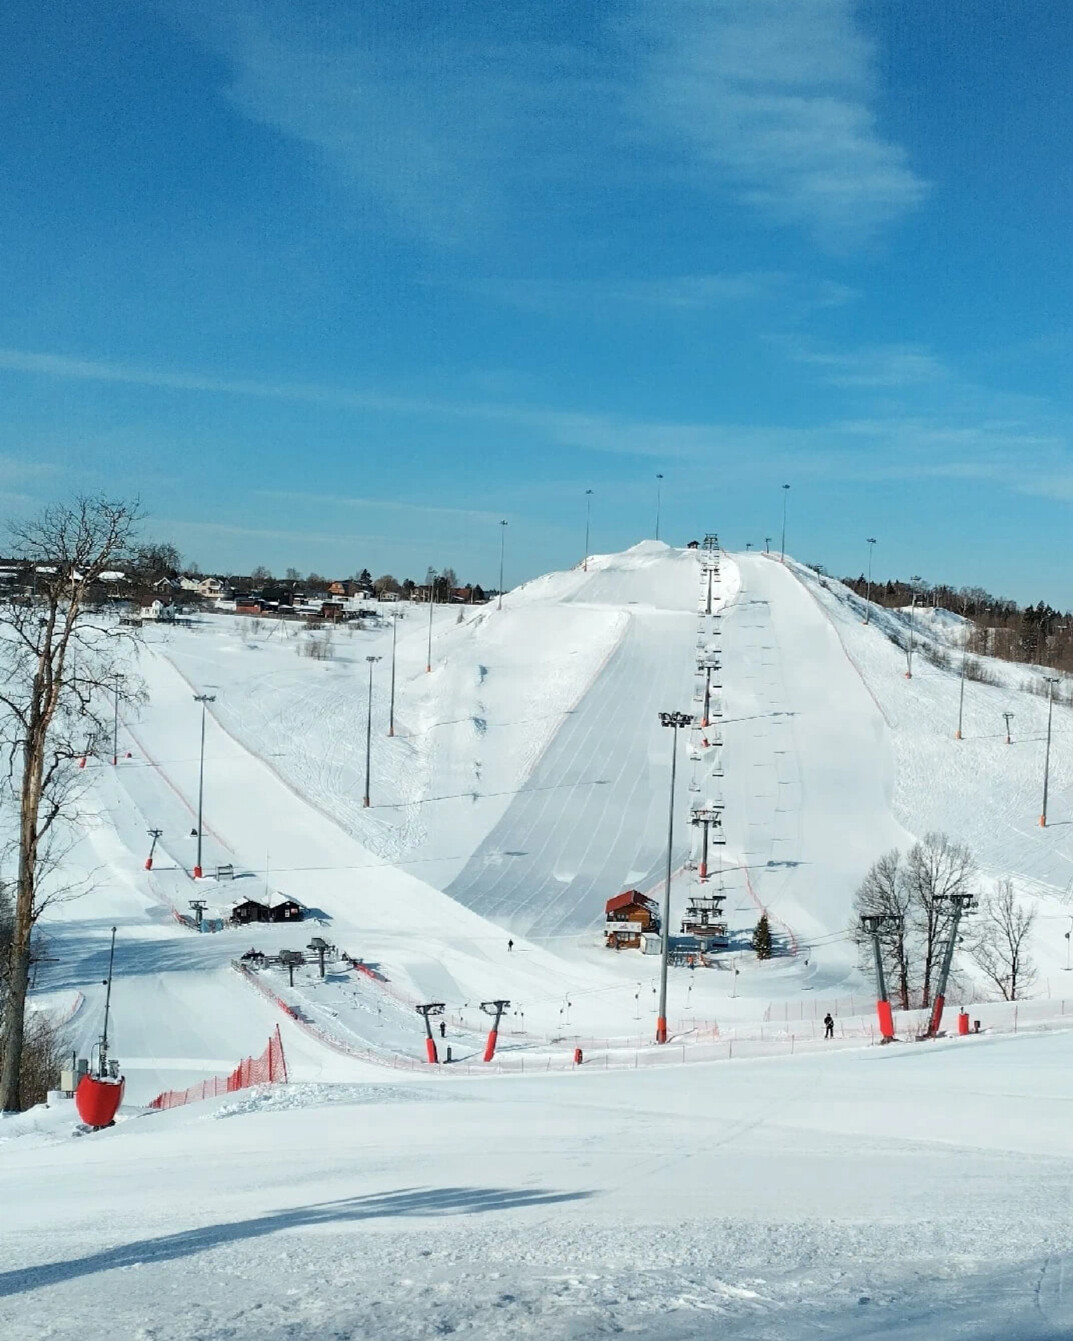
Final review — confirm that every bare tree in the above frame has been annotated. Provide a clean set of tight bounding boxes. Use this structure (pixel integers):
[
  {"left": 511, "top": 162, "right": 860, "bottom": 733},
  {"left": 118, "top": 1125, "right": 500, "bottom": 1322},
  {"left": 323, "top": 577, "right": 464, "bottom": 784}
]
[
  {"left": 853, "top": 833, "right": 976, "bottom": 1009},
  {"left": 0, "top": 497, "right": 141, "bottom": 1111},
  {"left": 969, "top": 879, "right": 1036, "bottom": 1001},
  {"left": 903, "top": 833, "right": 975, "bottom": 1007}
]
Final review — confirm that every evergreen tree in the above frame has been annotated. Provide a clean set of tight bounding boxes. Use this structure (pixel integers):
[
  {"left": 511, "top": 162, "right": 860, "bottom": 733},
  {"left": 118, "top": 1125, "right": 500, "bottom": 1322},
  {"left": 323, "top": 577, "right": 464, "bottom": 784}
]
[{"left": 752, "top": 913, "right": 773, "bottom": 960}]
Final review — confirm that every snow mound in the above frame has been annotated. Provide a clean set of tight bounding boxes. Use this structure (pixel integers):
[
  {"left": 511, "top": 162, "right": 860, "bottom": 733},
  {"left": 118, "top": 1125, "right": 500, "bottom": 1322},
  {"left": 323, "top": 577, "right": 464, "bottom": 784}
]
[{"left": 210, "top": 1082, "right": 452, "bottom": 1119}]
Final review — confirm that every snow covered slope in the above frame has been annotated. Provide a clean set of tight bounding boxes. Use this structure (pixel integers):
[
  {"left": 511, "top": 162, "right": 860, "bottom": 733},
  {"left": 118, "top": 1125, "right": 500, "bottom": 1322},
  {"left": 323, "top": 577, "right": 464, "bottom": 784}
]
[{"left": 5, "top": 1030, "right": 1073, "bottom": 1339}]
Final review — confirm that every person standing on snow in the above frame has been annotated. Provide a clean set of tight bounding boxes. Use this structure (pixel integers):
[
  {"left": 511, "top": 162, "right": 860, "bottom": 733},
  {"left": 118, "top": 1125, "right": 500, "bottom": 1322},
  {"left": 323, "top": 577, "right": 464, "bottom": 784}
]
[
  {"left": 508, "top": 938, "right": 514, "bottom": 952},
  {"left": 824, "top": 1012, "right": 835, "bottom": 1039}
]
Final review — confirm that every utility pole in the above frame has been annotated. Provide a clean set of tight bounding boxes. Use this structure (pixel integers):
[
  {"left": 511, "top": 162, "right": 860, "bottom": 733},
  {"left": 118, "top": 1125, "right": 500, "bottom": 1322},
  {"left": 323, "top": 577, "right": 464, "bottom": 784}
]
[
  {"left": 583, "top": 489, "right": 593, "bottom": 572},
  {"left": 860, "top": 914, "right": 896, "bottom": 1041},
  {"left": 656, "top": 710, "right": 693, "bottom": 1043},
  {"left": 864, "top": 537, "right": 876, "bottom": 623},
  {"left": 1003, "top": 710, "right": 1014, "bottom": 745},
  {"left": 955, "top": 647, "right": 968, "bottom": 740},
  {"left": 497, "top": 519, "right": 508, "bottom": 611},
  {"left": 1040, "top": 676, "right": 1059, "bottom": 826},
  {"left": 779, "top": 483, "right": 790, "bottom": 562},
  {"left": 690, "top": 805, "right": 724, "bottom": 882},
  {"left": 112, "top": 676, "right": 120, "bottom": 765},
  {"left": 923, "top": 893, "right": 976, "bottom": 1038},
  {"left": 192, "top": 692, "right": 215, "bottom": 878},
  {"left": 363, "top": 654, "right": 381, "bottom": 808},
  {"left": 388, "top": 612, "right": 399, "bottom": 737}
]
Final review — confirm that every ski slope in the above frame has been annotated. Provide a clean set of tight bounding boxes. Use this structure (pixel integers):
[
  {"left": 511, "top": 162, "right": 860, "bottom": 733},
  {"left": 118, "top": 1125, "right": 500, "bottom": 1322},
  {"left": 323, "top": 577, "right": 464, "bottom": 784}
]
[{"left": 5, "top": 1029, "right": 1073, "bottom": 1339}]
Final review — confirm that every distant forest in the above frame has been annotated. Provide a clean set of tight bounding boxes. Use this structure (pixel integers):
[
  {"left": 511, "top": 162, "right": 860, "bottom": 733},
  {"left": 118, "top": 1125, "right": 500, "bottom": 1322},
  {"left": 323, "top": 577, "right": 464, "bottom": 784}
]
[{"left": 839, "top": 572, "right": 1073, "bottom": 675}]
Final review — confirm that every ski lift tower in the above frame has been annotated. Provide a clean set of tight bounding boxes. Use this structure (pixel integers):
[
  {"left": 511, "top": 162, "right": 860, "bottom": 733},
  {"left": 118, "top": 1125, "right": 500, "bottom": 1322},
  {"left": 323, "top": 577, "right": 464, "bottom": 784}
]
[
  {"left": 416, "top": 1002, "right": 446, "bottom": 1063},
  {"left": 696, "top": 652, "right": 721, "bottom": 730},
  {"left": 859, "top": 913, "right": 897, "bottom": 1041},
  {"left": 922, "top": 894, "right": 976, "bottom": 1039},
  {"left": 701, "top": 535, "right": 720, "bottom": 614},
  {"left": 690, "top": 804, "right": 725, "bottom": 882}
]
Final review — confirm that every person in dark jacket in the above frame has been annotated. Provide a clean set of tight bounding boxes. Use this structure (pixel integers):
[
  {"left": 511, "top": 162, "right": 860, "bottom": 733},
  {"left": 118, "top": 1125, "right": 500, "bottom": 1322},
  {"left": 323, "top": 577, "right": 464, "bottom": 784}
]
[{"left": 824, "top": 1012, "right": 835, "bottom": 1039}]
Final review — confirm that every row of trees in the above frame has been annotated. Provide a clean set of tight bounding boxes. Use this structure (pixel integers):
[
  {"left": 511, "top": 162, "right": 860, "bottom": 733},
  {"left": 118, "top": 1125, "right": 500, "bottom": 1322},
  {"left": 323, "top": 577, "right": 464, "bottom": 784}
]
[
  {"left": 842, "top": 572, "right": 1073, "bottom": 673},
  {"left": 853, "top": 833, "right": 1036, "bottom": 1006}
]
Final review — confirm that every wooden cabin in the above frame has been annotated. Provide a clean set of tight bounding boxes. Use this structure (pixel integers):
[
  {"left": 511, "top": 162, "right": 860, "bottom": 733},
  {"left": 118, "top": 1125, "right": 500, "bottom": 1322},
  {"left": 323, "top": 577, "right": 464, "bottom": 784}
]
[
  {"left": 232, "top": 898, "right": 270, "bottom": 925},
  {"left": 269, "top": 898, "right": 304, "bottom": 923},
  {"left": 604, "top": 890, "right": 659, "bottom": 950}
]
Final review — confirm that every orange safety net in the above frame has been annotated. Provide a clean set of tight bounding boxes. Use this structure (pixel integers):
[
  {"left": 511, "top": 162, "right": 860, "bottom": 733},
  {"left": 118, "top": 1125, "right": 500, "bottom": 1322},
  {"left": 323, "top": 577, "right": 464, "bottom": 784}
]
[{"left": 149, "top": 1026, "right": 287, "bottom": 1110}]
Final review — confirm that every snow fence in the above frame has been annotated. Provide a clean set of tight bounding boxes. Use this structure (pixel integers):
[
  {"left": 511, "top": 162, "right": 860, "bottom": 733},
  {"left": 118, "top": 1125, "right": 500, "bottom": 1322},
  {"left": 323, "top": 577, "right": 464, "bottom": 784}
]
[{"left": 148, "top": 1026, "right": 288, "bottom": 1111}]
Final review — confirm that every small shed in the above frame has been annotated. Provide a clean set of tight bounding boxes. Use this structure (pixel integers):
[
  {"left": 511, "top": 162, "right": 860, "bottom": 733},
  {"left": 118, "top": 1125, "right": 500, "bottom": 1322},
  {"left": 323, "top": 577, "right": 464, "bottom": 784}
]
[
  {"left": 232, "top": 898, "right": 270, "bottom": 924},
  {"left": 604, "top": 890, "right": 659, "bottom": 950},
  {"left": 269, "top": 897, "right": 304, "bottom": 923}
]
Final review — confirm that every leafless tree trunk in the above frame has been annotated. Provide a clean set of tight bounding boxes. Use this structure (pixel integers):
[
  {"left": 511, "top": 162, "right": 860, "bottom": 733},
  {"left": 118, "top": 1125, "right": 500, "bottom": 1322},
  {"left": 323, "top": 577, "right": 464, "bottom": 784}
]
[
  {"left": 904, "top": 833, "right": 975, "bottom": 1007},
  {"left": 969, "top": 879, "right": 1036, "bottom": 1001},
  {"left": 0, "top": 496, "right": 141, "bottom": 1111}
]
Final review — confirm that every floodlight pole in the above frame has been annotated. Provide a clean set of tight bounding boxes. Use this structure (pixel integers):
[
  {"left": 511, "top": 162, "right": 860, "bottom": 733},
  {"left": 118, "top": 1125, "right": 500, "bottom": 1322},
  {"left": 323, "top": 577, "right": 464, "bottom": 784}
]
[
  {"left": 1040, "top": 676, "right": 1059, "bottom": 826},
  {"left": 655, "top": 473, "right": 664, "bottom": 541},
  {"left": 363, "top": 654, "right": 381, "bottom": 807},
  {"left": 779, "top": 483, "right": 790, "bottom": 562},
  {"left": 656, "top": 710, "right": 692, "bottom": 1043},
  {"left": 112, "top": 676, "right": 120, "bottom": 766},
  {"left": 497, "top": 519, "right": 508, "bottom": 611},
  {"left": 905, "top": 578, "right": 922, "bottom": 678},
  {"left": 583, "top": 489, "right": 593, "bottom": 572},
  {"left": 388, "top": 612, "right": 398, "bottom": 736},
  {"left": 426, "top": 579, "right": 434, "bottom": 673},
  {"left": 955, "top": 647, "right": 968, "bottom": 740},
  {"left": 864, "top": 537, "right": 876, "bottom": 623},
  {"left": 192, "top": 693, "right": 215, "bottom": 878},
  {"left": 1003, "top": 711, "right": 1014, "bottom": 745}
]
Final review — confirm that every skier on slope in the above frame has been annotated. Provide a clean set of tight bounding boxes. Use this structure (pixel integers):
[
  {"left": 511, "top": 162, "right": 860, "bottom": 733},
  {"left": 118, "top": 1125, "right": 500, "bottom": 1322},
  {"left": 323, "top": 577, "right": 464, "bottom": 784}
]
[{"left": 824, "top": 1012, "right": 835, "bottom": 1040}]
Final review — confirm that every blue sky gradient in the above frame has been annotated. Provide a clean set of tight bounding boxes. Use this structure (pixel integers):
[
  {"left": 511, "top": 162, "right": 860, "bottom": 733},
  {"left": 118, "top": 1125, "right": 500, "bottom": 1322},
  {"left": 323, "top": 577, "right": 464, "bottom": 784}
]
[{"left": 3, "top": 1, "right": 1072, "bottom": 600}]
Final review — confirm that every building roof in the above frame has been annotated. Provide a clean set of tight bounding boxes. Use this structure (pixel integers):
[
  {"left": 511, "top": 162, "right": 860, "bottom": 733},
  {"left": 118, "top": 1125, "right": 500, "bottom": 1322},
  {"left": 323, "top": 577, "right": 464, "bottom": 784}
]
[{"left": 605, "top": 890, "right": 657, "bottom": 915}]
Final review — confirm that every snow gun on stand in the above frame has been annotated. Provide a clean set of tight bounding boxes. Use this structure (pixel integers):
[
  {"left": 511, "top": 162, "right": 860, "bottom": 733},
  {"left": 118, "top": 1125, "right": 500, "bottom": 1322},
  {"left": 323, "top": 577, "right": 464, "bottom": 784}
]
[{"left": 75, "top": 925, "right": 125, "bottom": 1129}]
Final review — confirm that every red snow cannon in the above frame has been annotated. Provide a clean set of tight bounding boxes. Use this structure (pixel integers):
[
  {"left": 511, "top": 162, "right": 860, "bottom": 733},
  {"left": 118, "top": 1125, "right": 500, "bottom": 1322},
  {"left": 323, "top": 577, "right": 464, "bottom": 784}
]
[{"left": 75, "top": 1074, "right": 125, "bottom": 1128}]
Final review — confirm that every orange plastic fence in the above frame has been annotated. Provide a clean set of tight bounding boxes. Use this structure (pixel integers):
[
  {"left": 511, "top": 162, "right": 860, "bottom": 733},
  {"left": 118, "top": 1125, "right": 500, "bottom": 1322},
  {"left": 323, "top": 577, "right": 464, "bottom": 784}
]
[{"left": 148, "top": 1026, "right": 288, "bottom": 1111}]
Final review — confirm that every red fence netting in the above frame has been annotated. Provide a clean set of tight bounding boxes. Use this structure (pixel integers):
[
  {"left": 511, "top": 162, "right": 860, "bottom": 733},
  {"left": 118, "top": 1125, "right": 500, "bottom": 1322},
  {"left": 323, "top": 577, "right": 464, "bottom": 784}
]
[{"left": 148, "top": 1026, "right": 288, "bottom": 1111}]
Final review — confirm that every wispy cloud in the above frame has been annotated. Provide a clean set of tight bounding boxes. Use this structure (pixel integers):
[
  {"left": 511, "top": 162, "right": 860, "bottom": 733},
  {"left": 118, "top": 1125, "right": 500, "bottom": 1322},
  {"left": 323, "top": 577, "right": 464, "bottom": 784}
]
[
  {"left": 169, "top": 0, "right": 924, "bottom": 249},
  {"left": 461, "top": 271, "right": 858, "bottom": 317},
  {"left": 254, "top": 490, "right": 501, "bottom": 522},
  {"left": 788, "top": 342, "right": 949, "bottom": 388},
  {"left": 5, "top": 343, "right": 1070, "bottom": 499},
  {"left": 631, "top": 0, "right": 928, "bottom": 245}
]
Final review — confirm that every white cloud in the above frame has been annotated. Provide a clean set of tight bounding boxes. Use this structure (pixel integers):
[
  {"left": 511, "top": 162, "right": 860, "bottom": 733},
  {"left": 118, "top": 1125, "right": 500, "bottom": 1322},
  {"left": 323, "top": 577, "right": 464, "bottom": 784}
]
[
  {"left": 789, "top": 342, "right": 948, "bottom": 388},
  {"left": 631, "top": 0, "right": 927, "bottom": 244}
]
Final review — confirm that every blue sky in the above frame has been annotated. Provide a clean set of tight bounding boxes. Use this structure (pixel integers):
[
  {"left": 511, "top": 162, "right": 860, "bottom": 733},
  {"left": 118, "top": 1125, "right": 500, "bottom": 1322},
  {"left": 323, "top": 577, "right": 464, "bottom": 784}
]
[{"left": 3, "top": 0, "right": 1072, "bottom": 601}]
